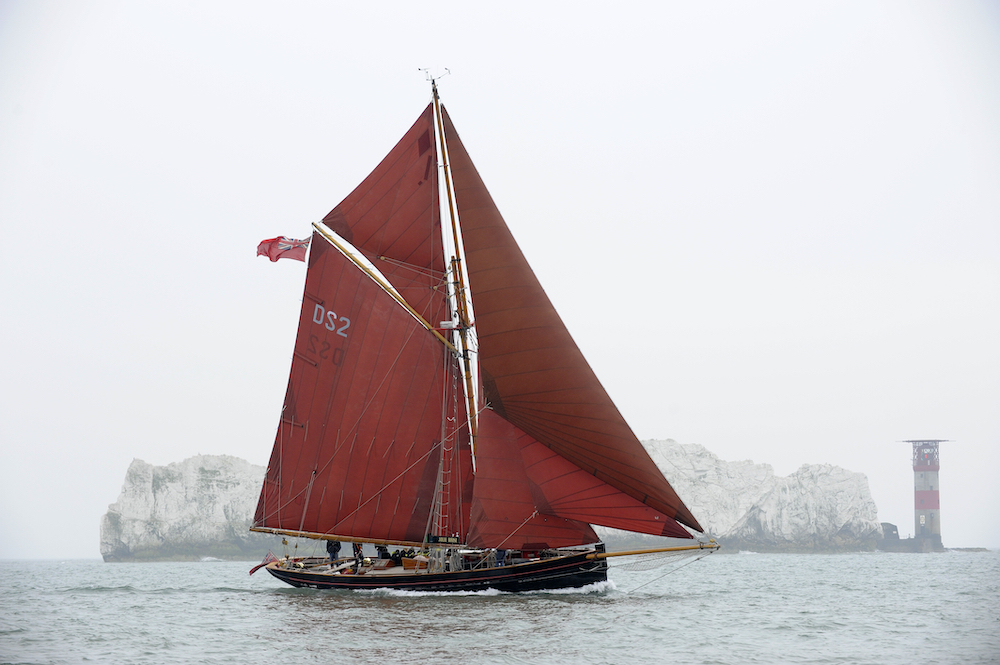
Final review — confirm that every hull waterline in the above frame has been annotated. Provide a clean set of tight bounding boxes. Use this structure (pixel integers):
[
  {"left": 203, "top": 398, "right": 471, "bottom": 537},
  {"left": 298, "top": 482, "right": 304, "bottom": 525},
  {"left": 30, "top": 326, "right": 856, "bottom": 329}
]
[{"left": 265, "top": 550, "right": 608, "bottom": 592}]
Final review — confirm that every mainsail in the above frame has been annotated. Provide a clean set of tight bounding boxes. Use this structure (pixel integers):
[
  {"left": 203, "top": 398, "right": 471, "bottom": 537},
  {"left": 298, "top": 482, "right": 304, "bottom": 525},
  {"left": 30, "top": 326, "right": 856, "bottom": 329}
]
[
  {"left": 253, "top": 95, "right": 703, "bottom": 553},
  {"left": 253, "top": 239, "right": 471, "bottom": 545}
]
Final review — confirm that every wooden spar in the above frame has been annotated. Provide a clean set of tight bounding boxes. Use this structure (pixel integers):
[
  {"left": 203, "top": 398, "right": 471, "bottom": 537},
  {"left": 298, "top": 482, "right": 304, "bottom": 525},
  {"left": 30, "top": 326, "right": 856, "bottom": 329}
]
[
  {"left": 585, "top": 541, "right": 721, "bottom": 560},
  {"left": 250, "top": 526, "right": 427, "bottom": 550},
  {"left": 252, "top": 524, "right": 714, "bottom": 561},
  {"left": 311, "top": 221, "right": 457, "bottom": 353},
  {"left": 431, "top": 79, "right": 480, "bottom": 464}
]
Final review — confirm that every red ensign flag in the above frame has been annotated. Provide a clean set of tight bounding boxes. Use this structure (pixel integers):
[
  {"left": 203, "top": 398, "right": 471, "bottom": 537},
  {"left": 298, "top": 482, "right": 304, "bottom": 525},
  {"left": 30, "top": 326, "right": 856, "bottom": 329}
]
[{"left": 257, "top": 236, "right": 309, "bottom": 262}]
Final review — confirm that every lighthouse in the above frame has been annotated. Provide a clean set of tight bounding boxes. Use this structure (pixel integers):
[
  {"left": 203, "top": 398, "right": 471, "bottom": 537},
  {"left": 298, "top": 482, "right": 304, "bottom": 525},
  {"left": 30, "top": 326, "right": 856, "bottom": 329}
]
[{"left": 906, "top": 439, "right": 947, "bottom": 552}]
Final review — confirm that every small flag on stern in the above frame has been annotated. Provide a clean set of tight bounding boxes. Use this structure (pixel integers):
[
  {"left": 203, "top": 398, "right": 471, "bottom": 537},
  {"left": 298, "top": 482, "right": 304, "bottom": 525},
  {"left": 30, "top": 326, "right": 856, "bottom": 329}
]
[
  {"left": 249, "top": 550, "right": 279, "bottom": 575},
  {"left": 257, "top": 236, "right": 309, "bottom": 262}
]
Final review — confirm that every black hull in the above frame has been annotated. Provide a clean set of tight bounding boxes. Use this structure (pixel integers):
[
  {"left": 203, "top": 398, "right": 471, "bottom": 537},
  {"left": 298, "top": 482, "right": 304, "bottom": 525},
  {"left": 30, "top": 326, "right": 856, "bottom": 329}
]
[{"left": 265, "top": 551, "right": 608, "bottom": 592}]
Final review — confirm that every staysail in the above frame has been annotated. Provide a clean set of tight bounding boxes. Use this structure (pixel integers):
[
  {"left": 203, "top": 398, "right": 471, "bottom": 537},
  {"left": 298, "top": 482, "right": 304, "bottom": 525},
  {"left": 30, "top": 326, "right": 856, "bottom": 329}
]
[
  {"left": 467, "top": 410, "right": 692, "bottom": 549},
  {"left": 441, "top": 106, "right": 704, "bottom": 534}
]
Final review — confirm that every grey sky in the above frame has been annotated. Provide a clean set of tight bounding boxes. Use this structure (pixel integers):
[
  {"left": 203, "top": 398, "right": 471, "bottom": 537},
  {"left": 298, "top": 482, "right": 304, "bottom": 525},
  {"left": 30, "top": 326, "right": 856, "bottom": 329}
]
[{"left": 1, "top": 1, "right": 997, "bottom": 558}]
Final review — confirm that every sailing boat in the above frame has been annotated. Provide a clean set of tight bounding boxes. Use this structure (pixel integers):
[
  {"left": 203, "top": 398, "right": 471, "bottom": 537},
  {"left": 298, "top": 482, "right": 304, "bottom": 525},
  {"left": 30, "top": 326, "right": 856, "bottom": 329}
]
[{"left": 251, "top": 82, "right": 718, "bottom": 592}]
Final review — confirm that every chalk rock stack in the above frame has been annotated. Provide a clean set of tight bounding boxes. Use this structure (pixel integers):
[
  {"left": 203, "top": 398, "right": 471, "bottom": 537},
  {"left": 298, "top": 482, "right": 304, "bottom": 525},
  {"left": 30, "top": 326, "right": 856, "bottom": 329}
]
[
  {"left": 623, "top": 440, "right": 882, "bottom": 552},
  {"left": 100, "top": 455, "right": 279, "bottom": 561}
]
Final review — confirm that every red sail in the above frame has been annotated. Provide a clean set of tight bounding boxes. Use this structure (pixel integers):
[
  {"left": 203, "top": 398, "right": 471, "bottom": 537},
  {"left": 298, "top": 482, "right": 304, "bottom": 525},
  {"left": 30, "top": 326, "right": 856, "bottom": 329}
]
[
  {"left": 253, "top": 232, "right": 463, "bottom": 544},
  {"left": 321, "top": 104, "right": 446, "bottom": 324},
  {"left": 467, "top": 410, "right": 690, "bottom": 549},
  {"left": 468, "top": 411, "right": 600, "bottom": 549},
  {"left": 442, "top": 107, "right": 704, "bottom": 534}
]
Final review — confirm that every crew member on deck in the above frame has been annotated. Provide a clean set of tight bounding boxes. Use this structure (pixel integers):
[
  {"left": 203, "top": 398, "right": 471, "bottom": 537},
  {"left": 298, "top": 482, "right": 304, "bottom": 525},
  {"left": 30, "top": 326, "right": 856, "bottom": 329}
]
[
  {"left": 352, "top": 542, "right": 364, "bottom": 572},
  {"left": 327, "top": 540, "right": 341, "bottom": 562}
]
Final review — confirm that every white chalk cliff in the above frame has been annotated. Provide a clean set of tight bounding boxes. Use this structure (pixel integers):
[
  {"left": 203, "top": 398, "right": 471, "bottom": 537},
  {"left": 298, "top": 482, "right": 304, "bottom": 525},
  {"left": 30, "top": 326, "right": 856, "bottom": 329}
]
[
  {"left": 618, "top": 440, "right": 882, "bottom": 551},
  {"left": 100, "top": 455, "right": 280, "bottom": 561},
  {"left": 101, "top": 442, "right": 882, "bottom": 560}
]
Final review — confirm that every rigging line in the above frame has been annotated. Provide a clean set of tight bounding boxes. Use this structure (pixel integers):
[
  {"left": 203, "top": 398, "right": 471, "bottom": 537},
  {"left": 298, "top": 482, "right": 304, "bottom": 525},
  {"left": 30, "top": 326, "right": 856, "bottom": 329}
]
[
  {"left": 356, "top": 436, "right": 378, "bottom": 513},
  {"left": 313, "top": 222, "right": 457, "bottom": 353},
  {"left": 432, "top": 82, "right": 479, "bottom": 467},
  {"left": 496, "top": 510, "right": 539, "bottom": 549},
  {"left": 266, "top": 239, "right": 440, "bottom": 518},
  {"left": 376, "top": 255, "right": 447, "bottom": 280},
  {"left": 269, "top": 345, "right": 415, "bottom": 518},
  {"left": 330, "top": 439, "right": 445, "bottom": 534},
  {"left": 316, "top": 414, "right": 468, "bottom": 538},
  {"left": 275, "top": 318, "right": 427, "bottom": 515},
  {"left": 424, "top": 345, "right": 453, "bottom": 544},
  {"left": 297, "top": 470, "right": 317, "bottom": 535},
  {"left": 622, "top": 548, "right": 717, "bottom": 594},
  {"left": 450, "top": 365, "right": 469, "bottom": 538},
  {"left": 264, "top": 404, "right": 286, "bottom": 527}
]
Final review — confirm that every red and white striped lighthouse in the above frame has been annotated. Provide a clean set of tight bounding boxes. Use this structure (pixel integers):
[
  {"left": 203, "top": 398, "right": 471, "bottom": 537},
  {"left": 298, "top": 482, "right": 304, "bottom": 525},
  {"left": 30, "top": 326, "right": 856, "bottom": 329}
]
[{"left": 906, "top": 439, "right": 947, "bottom": 552}]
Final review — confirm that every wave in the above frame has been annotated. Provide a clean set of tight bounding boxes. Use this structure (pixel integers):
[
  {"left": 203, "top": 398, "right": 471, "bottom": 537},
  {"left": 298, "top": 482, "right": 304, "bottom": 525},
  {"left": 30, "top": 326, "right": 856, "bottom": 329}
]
[{"left": 57, "top": 584, "right": 142, "bottom": 594}]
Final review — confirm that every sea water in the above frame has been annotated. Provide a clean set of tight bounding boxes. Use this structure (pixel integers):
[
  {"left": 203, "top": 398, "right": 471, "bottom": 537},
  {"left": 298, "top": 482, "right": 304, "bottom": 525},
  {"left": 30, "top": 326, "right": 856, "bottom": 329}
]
[{"left": 1, "top": 550, "right": 997, "bottom": 664}]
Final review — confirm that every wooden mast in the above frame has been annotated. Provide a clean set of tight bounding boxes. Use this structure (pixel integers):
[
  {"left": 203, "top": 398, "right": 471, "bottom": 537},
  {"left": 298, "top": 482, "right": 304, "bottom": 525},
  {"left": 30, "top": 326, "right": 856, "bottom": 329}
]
[{"left": 432, "top": 79, "right": 479, "bottom": 466}]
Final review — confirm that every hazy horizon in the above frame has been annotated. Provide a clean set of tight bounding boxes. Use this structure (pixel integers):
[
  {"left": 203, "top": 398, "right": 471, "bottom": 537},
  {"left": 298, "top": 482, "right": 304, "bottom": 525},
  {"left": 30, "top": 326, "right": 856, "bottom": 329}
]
[{"left": 2, "top": 1, "right": 998, "bottom": 558}]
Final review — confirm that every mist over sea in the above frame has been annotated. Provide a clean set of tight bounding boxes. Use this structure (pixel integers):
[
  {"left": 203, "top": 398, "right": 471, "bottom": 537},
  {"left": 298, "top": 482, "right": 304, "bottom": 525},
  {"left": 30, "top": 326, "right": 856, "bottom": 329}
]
[{"left": 2, "top": 550, "right": 997, "bottom": 664}]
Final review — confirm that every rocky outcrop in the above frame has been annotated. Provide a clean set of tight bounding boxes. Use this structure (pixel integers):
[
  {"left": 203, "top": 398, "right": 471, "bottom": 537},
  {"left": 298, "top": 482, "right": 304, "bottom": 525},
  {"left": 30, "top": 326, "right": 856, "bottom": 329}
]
[
  {"left": 102, "top": 442, "right": 883, "bottom": 560},
  {"left": 720, "top": 462, "right": 882, "bottom": 551},
  {"left": 596, "top": 440, "right": 882, "bottom": 552},
  {"left": 100, "top": 455, "right": 281, "bottom": 561}
]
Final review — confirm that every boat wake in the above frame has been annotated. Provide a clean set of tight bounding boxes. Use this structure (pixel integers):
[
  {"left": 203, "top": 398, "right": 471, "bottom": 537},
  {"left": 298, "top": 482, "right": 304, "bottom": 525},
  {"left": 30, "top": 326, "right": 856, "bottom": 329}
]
[
  {"left": 354, "top": 586, "right": 506, "bottom": 598},
  {"left": 522, "top": 579, "right": 618, "bottom": 595},
  {"left": 351, "top": 579, "right": 617, "bottom": 598}
]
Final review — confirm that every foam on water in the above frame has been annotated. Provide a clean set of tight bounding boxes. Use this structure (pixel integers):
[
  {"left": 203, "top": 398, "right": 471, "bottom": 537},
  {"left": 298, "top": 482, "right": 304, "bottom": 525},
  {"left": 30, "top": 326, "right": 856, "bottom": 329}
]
[
  {"left": 355, "top": 585, "right": 508, "bottom": 598},
  {"left": 304, "top": 577, "right": 617, "bottom": 599}
]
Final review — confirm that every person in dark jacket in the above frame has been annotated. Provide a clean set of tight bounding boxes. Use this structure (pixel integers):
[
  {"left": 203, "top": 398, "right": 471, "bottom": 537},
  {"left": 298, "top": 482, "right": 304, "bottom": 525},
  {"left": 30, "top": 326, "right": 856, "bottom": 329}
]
[{"left": 352, "top": 542, "right": 364, "bottom": 572}]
